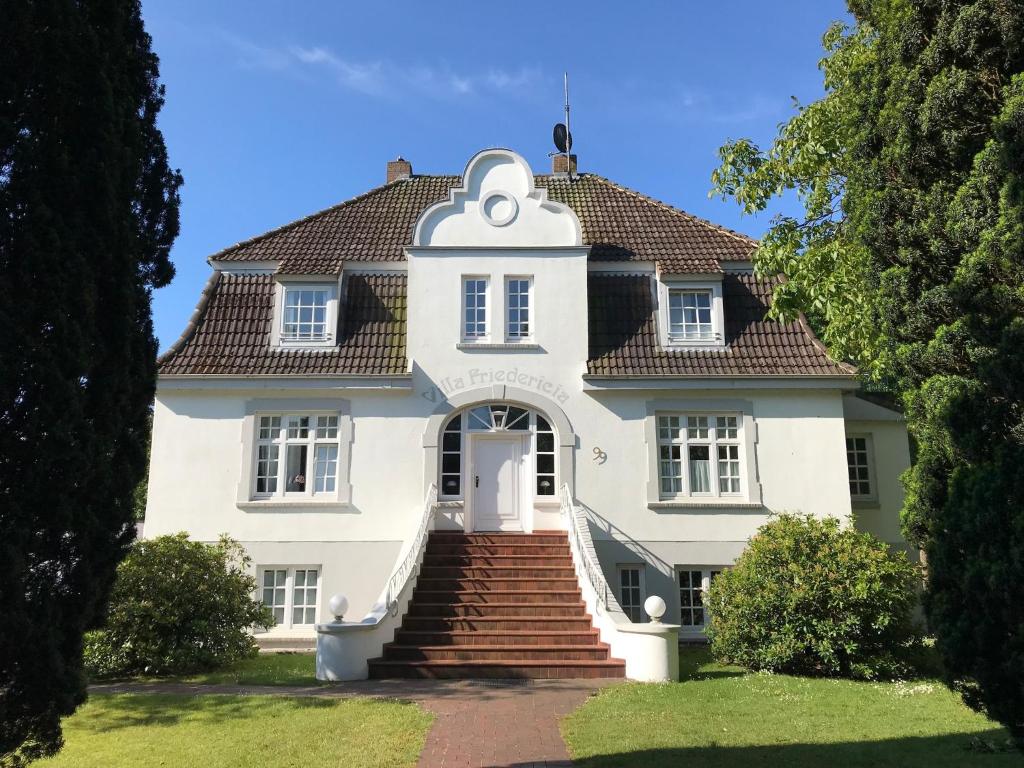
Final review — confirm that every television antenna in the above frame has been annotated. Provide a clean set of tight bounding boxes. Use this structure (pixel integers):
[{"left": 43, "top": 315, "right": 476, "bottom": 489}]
[{"left": 551, "top": 72, "right": 574, "bottom": 181}]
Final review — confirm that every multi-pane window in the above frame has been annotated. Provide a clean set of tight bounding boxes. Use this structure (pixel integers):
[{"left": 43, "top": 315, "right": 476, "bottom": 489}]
[
  {"left": 678, "top": 568, "right": 722, "bottom": 628},
  {"left": 668, "top": 289, "right": 714, "bottom": 341},
  {"left": 847, "top": 436, "right": 873, "bottom": 498},
  {"left": 441, "top": 414, "right": 463, "bottom": 497},
  {"left": 282, "top": 287, "right": 329, "bottom": 341},
  {"left": 291, "top": 569, "right": 319, "bottom": 625},
  {"left": 260, "top": 567, "right": 319, "bottom": 628},
  {"left": 506, "top": 277, "right": 531, "bottom": 340},
  {"left": 535, "top": 415, "right": 556, "bottom": 496},
  {"left": 716, "top": 416, "right": 741, "bottom": 493},
  {"left": 254, "top": 414, "right": 340, "bottom": 498},
  {"left": 618, "top": 566, "right": 644, "bottom": 622},
  {"left": 463, "top": 277, "right": 488, "bottom": 340},
  {"left": 657, "top": 414, "right": 743, "bottom": 498}
]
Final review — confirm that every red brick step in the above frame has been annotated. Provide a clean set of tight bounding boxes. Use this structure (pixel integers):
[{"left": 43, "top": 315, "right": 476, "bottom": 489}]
[{"left": 368, "top": 530, "right": 625, "bottom": 680}]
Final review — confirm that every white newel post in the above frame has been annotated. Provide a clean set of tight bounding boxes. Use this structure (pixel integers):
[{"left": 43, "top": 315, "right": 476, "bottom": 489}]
[{"left": 616, "top": 595, "right": 680, "bottom": 682}]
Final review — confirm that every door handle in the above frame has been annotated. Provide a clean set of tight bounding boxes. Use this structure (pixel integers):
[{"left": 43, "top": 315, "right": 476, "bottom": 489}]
[{"left": 475, "top": 475, "right": 479, "bottom": 488}]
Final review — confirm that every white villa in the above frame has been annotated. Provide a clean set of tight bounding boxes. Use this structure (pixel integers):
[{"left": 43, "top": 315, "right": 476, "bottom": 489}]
[{"left": 146, "top": 148, "right": 912, "bottom": 679}]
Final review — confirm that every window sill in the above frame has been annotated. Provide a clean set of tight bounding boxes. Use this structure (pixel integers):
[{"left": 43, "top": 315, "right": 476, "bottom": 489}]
[
  {"left": 663, "top": 341, "right": 726, "bottom": 352},
  {"left": 437, "top": 499, "right": 465, "bottom": 509},
  {"left": 851, "top": 498, "right": 880, "bottom": 510},
  {"left": 534, "top": 498, "right": 560, "bottom": 507},
  {"left": 648, "top": 500, "right": 764, "bottom": 511},
  {"left": 238, "top": 500, "right": 352, "bottom": 511},
  {"left": 274, "top": 342, "right": 337, "bottom": 351},
  {"left": 456, "top": 342, "right": 543, "bottom": 351}
]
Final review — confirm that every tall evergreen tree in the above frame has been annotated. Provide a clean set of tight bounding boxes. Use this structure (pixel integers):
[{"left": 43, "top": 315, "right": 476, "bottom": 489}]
[
  {"left": 712, "top": 0, "right": 1024, "bottom": 744},
  {"left": 0, "top": 0, "right": 180, "bottom": 763}
]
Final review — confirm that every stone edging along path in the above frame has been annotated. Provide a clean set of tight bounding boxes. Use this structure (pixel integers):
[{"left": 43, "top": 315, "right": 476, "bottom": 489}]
[{"left": 90, "top": 678, "right": 621, "bottom": 768}]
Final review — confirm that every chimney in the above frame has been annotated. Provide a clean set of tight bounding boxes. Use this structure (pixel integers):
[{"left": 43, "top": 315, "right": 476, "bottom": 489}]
[
  {"left": 386, "top": 156, "right": 412, "bottom": 183},
  {"left": 552, "top": 153, "right": 577, "bottom": 176}
]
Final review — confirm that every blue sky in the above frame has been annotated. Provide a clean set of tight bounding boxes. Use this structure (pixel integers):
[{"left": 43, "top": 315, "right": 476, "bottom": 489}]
[{"left": 145, "top": 0, "right": 849, "bottom": 350}]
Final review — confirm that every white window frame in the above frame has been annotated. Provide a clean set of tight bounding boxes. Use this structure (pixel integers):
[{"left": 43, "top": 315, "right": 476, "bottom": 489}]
[
  {"left": 656, "top": 413, "right": 744, "bottom": 500},
  {"left": 657, "top": 278, "right": 725, "bottom": 349},
  {"left": 644, "top": 399, "right": 762, "bottom": 507},
  {"left": 461, "top": 276, "right": 490, "bottom": 342},
  {"left": 504, "top": 275, "right": 533, "bottom": 342},
  {"left": 846, "top": 433, "right": 877, "bottom": 502},
  {"left": 617, "top": 564, "right": 646, "bottom": 623},
  {"left": 252, "top": 413, "right": 342, "bottom": 501},
  {"left": 677, "top": 567, "right": 724, "bottom": 634},
  {"left": 272, "top": 280, "right": 339, "bottom": 349},
  {"left": 258, "top": 566, "right": 320, "bottom": 630}
]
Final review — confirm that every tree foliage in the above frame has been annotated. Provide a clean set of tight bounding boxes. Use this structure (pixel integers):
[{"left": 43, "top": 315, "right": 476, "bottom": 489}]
[
  {"left": 0, "top": 0, "right": 180, "bottom": 763},
  {"left": 83, "top": 535, "right": 274, "bottom": 678},
  {"left": 712, "top": 0, "right": 1024, "bottom": 743},
  {"left": 706, "top": 514, "right": 921, "bottom": 680}
]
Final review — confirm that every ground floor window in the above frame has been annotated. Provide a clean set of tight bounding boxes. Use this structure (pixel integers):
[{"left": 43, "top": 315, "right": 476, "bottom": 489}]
[
  {"left": 617, "top": 565, "right": 645, "bottom": 622},
  {"left": 678, "top": 567, "right": 722, "bottom": 629},
  {"left": 260, "top": 567, "right": 319, "bottom": 628},
  {"left": 253, "top": 414, "right": 340, "bottom": 499},
  {"left": 657, "top": 414, "right": 742, "bottom": 499}
]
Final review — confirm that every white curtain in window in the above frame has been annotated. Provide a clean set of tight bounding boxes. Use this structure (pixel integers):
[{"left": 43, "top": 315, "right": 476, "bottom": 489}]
[{"left": 688, "top": 446, "right": 710, "bottom": 493}]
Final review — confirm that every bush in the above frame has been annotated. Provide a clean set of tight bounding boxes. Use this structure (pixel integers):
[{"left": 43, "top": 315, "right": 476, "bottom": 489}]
[
  {"left": 84, "top": 534, "right": 274, "bottom": 678},
  {"left": 705, "top": 514, "right": 921, "bottom": 679}
]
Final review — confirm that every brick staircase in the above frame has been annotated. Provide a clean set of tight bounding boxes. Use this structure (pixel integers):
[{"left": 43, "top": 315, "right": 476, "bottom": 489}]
[{"left": 368, "top": 531, "right": 625, "bottom": 679}]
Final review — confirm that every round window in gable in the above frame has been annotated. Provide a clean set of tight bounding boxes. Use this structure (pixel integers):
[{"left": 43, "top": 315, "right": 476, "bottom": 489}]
[{"left": 480, "top": 191, "right": 518, "bottom": 227}]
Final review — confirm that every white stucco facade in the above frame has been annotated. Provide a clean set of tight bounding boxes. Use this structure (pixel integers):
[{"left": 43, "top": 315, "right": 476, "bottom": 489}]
[{"left": 147, "top": 148, "right": 915, "bottom": 639}]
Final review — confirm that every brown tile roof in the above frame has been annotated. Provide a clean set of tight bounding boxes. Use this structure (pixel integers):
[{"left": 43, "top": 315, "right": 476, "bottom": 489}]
[
  {"left": 586, "top": 273, "right": 854, "bottom": 377},
  {"left": 159, "top": 272, "right": 407, "bottom": 376},
  {"left": 212, "top": 174, "right": 755, "bottom": 274}
]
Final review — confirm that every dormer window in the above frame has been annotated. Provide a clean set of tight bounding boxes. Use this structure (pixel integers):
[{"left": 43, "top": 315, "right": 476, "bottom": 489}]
[
  {"left": 657, "top": 279, "right": 724, "bottom": 349},
  {"left": 668, "top": 289, "right": 713, "bottom": 342},
  {"left": 283, "top": 288, "right": 328, "bottom": 341},
  {"left": 273, "top": 281, "right": 338, "bottom": 348}
]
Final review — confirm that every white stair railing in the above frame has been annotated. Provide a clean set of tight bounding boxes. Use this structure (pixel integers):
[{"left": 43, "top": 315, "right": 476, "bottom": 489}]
[
  {"left": 385, "top": 483, "right": 438, "bottom": 615},
  {"left": 560, "top": 483, "right": 622, "bottom": 616}
]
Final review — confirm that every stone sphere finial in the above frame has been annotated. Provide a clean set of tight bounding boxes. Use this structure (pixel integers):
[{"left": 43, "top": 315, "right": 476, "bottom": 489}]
[
  {"left": 644, "top": 595, "right": 667, "bottom": 623},
  {"left": 328, "top": 593, "right": 349, "bottom": 621}
]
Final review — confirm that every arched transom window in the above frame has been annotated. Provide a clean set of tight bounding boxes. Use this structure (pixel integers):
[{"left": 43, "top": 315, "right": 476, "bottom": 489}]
[{"left": 440, "top": 403, "right": 556, "bottom": 499}]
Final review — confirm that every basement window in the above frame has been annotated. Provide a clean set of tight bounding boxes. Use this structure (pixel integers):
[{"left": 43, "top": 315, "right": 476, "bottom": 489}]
[
  {"left": 617, "top": 565, "right": 645, "bottom": 623},
  {"left": 260, "top": 567, "right": 319, "bottom": 628},
  {"left": 678, "top": 567, "right": 722, "bottom": 631}
]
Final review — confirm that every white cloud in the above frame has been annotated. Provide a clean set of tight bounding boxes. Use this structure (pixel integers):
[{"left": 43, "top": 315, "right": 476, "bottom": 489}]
[{"left": 221, "top": 33, "right": 545, "bottom": 101}]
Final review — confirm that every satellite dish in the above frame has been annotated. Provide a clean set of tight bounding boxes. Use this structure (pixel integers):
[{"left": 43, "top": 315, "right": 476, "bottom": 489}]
[{"left": 553, "top": 123, "right": 573, "bottom": 154}]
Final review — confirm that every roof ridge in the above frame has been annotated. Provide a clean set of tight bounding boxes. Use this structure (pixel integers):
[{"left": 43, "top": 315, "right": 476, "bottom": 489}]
[
  {"left": 209, "top": 175, "right": 459, "bottom": 263},
  {"left": 582, "top": 174, "right": 758, "bottom": 248}
]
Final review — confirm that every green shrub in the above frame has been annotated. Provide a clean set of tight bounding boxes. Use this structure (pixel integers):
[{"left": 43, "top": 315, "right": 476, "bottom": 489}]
[
  {"left": 84, "top": 534, "right": 274, "bottom": 678},
  {"left": 705, "top": 514, "right": 921, "bottom": 680}
]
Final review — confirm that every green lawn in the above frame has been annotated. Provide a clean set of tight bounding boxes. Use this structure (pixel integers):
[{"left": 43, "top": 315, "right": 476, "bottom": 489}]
[
  {"left": 41, "top": 693, "right": 432, "bottom": 768},
  {"left": 169, "top": 652, "right": 318, "bottom": 686},
  {"left": 562, "top": 647, "right": 1023, "bottom": 767}
]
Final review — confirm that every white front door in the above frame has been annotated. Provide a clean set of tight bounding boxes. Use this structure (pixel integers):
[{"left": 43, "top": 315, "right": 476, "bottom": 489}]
[{"left": 472, "top": 437, "right": 522, "bottom": 531}]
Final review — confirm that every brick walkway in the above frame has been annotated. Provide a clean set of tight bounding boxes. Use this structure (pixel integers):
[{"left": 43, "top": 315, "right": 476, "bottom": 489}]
[{"left": 91, "top": 678, "right": 619, "bottom": 767}]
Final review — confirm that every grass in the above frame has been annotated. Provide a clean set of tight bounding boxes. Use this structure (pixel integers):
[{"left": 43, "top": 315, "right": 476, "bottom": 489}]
[
  {"left": 562, "top": 647, "right": 1024, "bottom": 767},
  {"left": 41, "top": 693, "right": 432, "bottom": 768},
  {"left": 168, "top": 652, "right": 318, "bottom": 686},
  {"left": 91, "top": 652, "right": 320, "bottom": 687}
]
